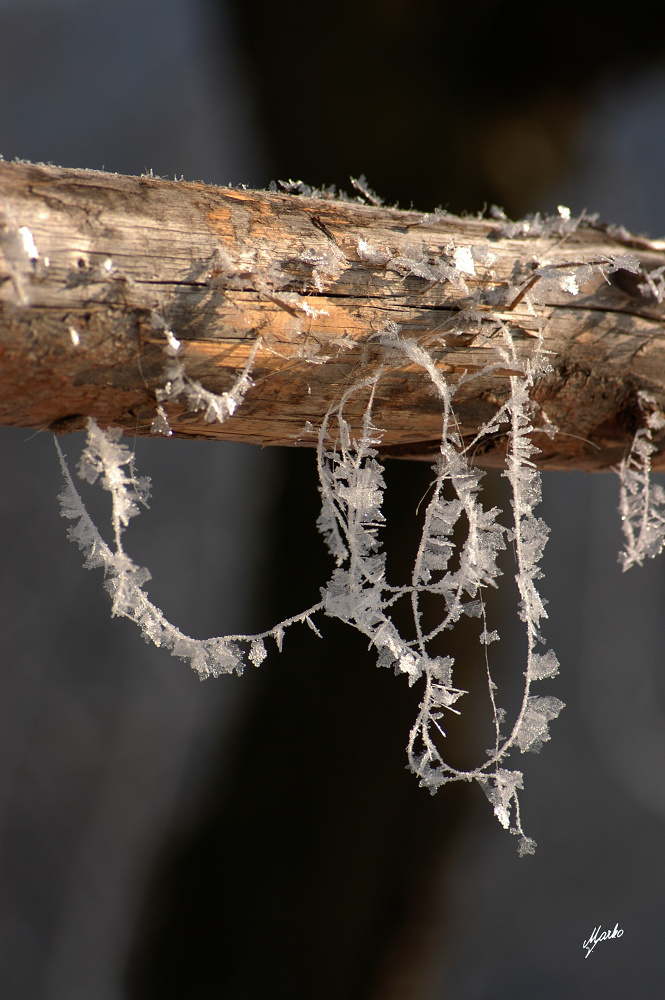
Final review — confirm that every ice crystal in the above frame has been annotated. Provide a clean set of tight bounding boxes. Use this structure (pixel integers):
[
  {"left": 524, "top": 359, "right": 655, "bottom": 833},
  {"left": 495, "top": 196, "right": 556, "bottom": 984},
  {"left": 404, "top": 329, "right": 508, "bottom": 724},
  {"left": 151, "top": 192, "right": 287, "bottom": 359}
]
[
  {"left": 60, "top": 314, "right": 564, "bottom": 852},
  {"left": 639, "top": 263, "right": 665, "bottom": 303},
  {"left": 513, "top": 696, "right": 566, "bottom": 753},
  {"left": 156, "top": 339, "right": 260, "bottom": 425},
  {"left": 617, "top": 397, "right": 665, "bottom": 570},
  {"left": 56, "top": 426, "right": 246, "bottom": 679},
  {"left": 59, "top": 305, "right": 564, "bottom": 852},
  {"left": 350, "top": 174, "right": 384, "bottom": 206},
  {"left": 56, "top": 203, "right": 655, "bottom": 853},
  {"left": 479, "top": 769, "right": 525, "bottom": 829}
]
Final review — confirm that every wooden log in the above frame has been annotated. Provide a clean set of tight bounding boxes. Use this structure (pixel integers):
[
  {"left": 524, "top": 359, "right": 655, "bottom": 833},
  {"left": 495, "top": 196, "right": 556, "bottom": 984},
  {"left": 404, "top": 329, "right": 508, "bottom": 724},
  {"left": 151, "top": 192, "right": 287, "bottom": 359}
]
[{"left": 1, "top": 160, "right": 665, "bottom": 470}]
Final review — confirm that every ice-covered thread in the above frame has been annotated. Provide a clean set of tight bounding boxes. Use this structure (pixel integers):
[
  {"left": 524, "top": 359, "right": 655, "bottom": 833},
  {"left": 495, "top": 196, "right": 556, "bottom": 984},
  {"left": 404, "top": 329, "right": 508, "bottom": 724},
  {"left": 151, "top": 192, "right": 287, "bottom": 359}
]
[
  {"left": 617, "top": 392, "right": 665, "bottom": 570},
  {"left": 56, "top": 213, "right": 647, "bottom": 852},
  {"left": 150, "top": 318, "right": 262, "bottom": 433},
  {"left": 57, "top": 321, "right": 563, "bottom": 854}
]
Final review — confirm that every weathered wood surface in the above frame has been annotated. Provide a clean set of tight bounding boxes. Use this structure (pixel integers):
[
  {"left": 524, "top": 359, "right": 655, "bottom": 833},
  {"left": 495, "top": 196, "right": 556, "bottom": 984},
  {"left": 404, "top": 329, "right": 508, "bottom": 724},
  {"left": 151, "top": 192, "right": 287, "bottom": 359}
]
[{"left": 2, "top": 160, "right": 665, "bottom": 469}]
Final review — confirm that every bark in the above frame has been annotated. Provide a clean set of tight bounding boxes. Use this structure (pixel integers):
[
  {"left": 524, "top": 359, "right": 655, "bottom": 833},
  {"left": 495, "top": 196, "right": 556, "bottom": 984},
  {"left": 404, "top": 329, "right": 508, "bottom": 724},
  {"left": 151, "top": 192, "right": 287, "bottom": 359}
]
[{"left": 1, "top": 160, "right": 665, "bottom": 470}]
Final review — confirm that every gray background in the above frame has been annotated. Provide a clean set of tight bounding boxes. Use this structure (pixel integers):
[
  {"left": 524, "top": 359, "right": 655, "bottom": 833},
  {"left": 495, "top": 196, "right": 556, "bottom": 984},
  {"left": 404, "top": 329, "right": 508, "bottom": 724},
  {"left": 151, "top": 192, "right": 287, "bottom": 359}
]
[{"left": 1, "top": 1, "right": 665, "bottom": 997}]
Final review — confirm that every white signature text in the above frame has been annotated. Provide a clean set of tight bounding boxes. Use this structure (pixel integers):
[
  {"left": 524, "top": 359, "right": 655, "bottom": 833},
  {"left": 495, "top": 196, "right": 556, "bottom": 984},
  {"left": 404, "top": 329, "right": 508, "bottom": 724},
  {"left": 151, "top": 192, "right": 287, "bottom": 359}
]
[{"left": 583, "top": 922, "right": 623, "bottom": 959}]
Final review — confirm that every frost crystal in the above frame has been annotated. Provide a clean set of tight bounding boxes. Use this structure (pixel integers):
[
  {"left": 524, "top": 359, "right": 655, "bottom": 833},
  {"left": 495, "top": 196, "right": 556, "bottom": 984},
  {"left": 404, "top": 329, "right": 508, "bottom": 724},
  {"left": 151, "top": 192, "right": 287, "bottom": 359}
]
[
  {"left": 514, "top": 696, "right": 566, "bottom": 753},
  {"left": 452, "top": 245, "right": 475, "bottom": 275},
  {"left": 479, "top": 769, "right": 525, "bottom": 829},
  {"left": 156, "top": 338, "right": 260, "bottom": 425},
  {"left": 150, "top": 404, "right": 172, "bottom": 437},
  {"left": 57, "top": 310, "right": 565, "bottom": 853},
  {"left": 350, "top": 174, "right": 384, "bottom": 206},
  {"left": 57, "top": 421, "right": 254, "bottom": 680},
  {"left": 249, "top": 639, "right": 267, "bottom": 667},
  {"left": 60, "top": 205, "right": 650, "bottom": 853},
  {"left": 639, "top": 264, "right": 665, "bottom": 302},
  {"left": 527, "top": 649, "right": 560, "bottom": 681},
  {"left": 618, "top": 396, "right": 665, "bottom": 570}
]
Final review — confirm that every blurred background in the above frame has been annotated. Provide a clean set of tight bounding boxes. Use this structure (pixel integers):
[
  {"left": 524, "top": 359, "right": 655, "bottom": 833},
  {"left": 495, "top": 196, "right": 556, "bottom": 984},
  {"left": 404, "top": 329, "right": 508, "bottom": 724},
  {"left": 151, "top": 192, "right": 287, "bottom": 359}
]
[{"left": 1, "top": 0, "right": 665, "bottom": 997}]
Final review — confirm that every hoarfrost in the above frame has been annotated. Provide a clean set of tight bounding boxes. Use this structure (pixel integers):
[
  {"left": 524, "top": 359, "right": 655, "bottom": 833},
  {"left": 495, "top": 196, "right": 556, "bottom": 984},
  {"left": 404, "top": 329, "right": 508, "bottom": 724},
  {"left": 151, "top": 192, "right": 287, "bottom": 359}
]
[
  {"left": 452, "top": 245, "right": 475, "bottom": 275},
  {"left": 56, "top": 311, "right": 562, "bottom": 853},
  {"left": 618, "top": 407, "right": 665, "bottom": 570},
  {"left": 492, "top": 208, "right": 584, "bottom": 239},
  {"left": 156, "top": 338, "right": 261, "bottom": 424},
  {"left": 357, "top": 238, "right": 391, "bottom": 266},
  {"left": 249, "top": 639, "right": 267, "bottom": 666},
  {"left": 639, "top": 264, "right": 665, "bottom": 302},
  {"left": 518, "top": 836, "right": 537, "bottom": 857},
  {"left": 58, "top": 201, "right": 652, "bottom": 853},
  {"left": 56, "top": 424, "right": 243, "bottom": 679},
  {"left": 514, "top": 695, "right": 566, "bottom": 753},
  {"left": 479, "top": 769, "right": 525, "bottom": 829},
  {"left": 56, "top": 420, "right": 320, "bottom": 679},
  {"left": 150, "top": 405, "right": 172, "bottom": 437},
  {"left": 350, "top": 174, "right": 384, "bottom": 206},
  {"left": 527, "top": 649, "right": 560, "bottom": 681}
]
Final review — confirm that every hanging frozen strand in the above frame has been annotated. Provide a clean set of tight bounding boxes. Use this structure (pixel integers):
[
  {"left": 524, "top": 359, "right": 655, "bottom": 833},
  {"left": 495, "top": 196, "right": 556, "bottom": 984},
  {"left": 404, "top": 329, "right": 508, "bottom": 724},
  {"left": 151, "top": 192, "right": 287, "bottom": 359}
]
[
  {"left": 617, "top": 391, "right": 665, "bottom": 570},
  {"left": 56, "top": 316, "right": 566, "bottom": 853},
  {"left": 363, "top": 321, "right": 563, "bottom": 852}
]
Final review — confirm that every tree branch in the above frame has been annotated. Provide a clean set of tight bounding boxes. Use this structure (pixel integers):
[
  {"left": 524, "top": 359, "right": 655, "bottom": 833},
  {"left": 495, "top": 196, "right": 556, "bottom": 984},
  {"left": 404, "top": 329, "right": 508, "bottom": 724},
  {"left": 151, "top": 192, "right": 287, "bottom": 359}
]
[{"left": 2, "top": 161, "right": 665, "bottom": 469}]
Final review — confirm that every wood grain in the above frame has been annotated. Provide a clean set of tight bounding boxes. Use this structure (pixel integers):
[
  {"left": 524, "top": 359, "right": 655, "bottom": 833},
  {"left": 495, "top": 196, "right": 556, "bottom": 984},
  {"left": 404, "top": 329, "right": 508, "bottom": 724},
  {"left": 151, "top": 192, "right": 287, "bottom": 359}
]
[{"left": 2, "top": 160, "right": 665, "bottom": 469}]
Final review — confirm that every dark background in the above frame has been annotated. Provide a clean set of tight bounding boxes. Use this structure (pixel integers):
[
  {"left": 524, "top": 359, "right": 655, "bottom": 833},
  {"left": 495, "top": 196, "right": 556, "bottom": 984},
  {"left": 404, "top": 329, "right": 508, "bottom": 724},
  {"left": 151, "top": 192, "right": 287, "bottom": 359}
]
[{"left": 1, "top": 1, "right": 665, "bottom": 997}]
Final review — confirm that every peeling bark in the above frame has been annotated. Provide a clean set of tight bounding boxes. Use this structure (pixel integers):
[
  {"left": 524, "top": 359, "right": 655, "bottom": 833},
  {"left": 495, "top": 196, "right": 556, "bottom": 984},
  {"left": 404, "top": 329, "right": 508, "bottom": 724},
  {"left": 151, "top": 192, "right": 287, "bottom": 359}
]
[{"left": 2, "top": 161, "right": 665, "bottom": 469}]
